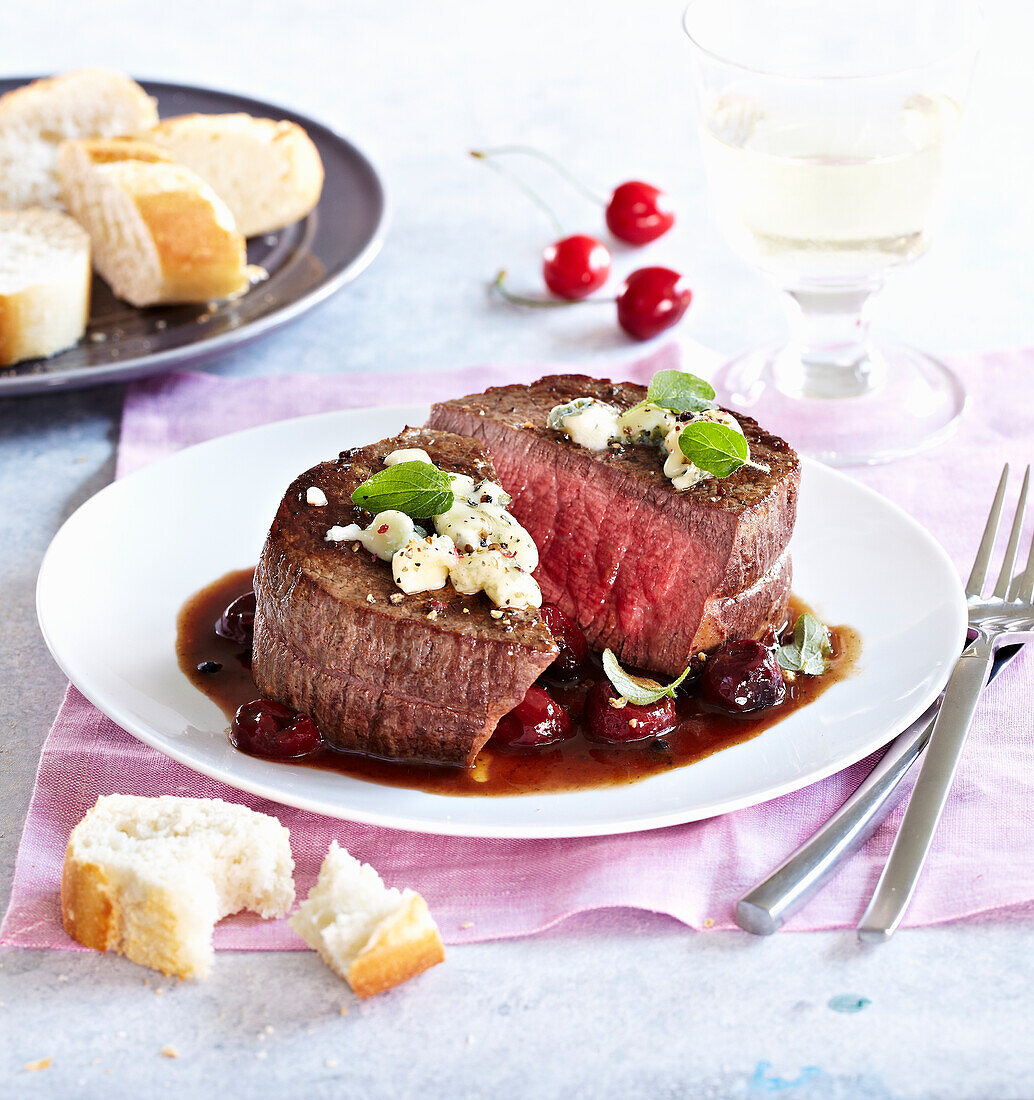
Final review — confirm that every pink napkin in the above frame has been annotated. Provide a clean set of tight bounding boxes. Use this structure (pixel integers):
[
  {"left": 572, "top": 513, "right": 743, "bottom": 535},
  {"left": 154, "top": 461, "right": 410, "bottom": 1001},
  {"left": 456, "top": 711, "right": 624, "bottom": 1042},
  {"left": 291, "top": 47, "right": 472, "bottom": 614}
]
[{"left": 4, "top": 345, "right": 1033, "bottom": 953}]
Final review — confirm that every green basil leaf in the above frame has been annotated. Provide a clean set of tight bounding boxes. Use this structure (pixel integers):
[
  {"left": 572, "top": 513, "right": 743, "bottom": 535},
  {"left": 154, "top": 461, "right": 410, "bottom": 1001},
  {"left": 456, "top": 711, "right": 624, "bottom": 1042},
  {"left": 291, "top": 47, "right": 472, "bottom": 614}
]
[
  {"left": 678, "top": 421, "right": 750, "bottom": 478},
  {"left": 644, "top": 369, "right": 716, "bottom": 414},
  {"left": 351, "top": 461, "right": 455, "bottom": 519},
  {"left": 776, "top": 613, "right": 832, "bottom": 675},
  {"left": 602, "top": 648, "right": 691, "bottom": 705}
]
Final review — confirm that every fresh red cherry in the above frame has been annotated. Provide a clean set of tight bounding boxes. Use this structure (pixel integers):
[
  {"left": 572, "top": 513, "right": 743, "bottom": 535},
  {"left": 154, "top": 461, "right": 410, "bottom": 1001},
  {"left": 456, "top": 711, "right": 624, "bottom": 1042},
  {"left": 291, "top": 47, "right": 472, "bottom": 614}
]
[
  {"left": 543, "top": 235, "right": 611, "bottom": 300},
  {"left": 616, "top": 267, "right": 692, "bottom": 341},
  {"left": 702, "top": 639, "right": 786, "bottom": 715},
  {"left": 215, "top": 591, "right": 256, "bottom": 646},
  {"left": 539, "top": 603, "right": 589, "bottom": 681},
  {"left": 230, "top": 698, "right": 322, "bottom": 759},
  {"left": 584, "top": 680, "right": 677, "bottom": 745},
  {"left": 491, "top": 685, "right": 572, "bottom": 752},
  {"left": 606, "top": 181, "right": 675, "bottom": 245}
]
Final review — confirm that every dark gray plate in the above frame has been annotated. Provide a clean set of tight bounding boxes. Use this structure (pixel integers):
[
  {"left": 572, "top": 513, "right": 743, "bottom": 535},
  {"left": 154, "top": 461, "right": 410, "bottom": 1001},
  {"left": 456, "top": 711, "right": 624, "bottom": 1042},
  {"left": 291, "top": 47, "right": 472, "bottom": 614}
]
[{"left": 0, "top": 78, "right": 387, "bottom": 395}]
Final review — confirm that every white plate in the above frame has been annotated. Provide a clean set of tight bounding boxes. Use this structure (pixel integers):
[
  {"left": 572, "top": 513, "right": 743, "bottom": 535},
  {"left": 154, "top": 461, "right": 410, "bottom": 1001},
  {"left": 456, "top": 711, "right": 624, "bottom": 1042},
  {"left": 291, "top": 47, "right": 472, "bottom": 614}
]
[{"left": 36, "top": 406, "right": 967, "bottom": 838}]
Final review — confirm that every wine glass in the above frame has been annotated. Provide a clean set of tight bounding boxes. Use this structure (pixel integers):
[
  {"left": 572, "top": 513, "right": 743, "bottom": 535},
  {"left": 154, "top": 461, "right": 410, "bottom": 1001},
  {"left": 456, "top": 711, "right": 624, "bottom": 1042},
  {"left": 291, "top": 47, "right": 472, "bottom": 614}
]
[{"left": 684, "top": 0, "right": 981, "bottom": 465}]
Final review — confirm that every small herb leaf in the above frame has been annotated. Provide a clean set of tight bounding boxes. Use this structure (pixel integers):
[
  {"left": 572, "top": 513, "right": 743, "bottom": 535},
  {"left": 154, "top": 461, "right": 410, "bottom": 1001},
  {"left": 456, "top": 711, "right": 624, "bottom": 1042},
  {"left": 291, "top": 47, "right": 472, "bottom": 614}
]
[
  {"left": 776, "top": 613, "right": 832, "bottom": 675},
  {"left": 351, "top": 461, "right": 455, "bottom": 519},
  {"left": 678, "top": 421, "right": 750, "bottom": 478},
  {"left": 644, "top": 369, "right": 717, "bottom": 414},
  {"left": 602, "top": 648, "right": 691, "bottom": 705}
]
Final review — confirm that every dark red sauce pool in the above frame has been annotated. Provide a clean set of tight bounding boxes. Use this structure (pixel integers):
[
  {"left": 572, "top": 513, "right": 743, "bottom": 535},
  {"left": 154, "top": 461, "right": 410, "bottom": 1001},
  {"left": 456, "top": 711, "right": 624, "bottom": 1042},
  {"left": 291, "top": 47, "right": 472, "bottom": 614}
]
[{"left": 177, "top": 568, "right": 859, "bottom": 797}]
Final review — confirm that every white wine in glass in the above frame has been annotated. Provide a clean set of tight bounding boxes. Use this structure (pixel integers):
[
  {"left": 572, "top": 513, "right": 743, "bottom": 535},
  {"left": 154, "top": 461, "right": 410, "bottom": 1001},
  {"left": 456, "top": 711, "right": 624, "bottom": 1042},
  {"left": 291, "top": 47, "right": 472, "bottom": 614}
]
[{"left": 685, "top": 0, "right": 980, "bottom": 465}]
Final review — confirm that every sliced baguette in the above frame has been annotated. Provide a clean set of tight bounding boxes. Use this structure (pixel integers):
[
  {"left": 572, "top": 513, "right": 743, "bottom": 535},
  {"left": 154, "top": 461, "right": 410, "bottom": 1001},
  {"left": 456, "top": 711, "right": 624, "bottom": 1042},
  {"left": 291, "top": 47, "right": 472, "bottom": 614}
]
[
  {"left": 0, "top": 69, "right": 158, "bottom": 209},
  {"left": 139, "top": 113, "right": 324, "bottom": 236},
  {"left": 290, "top": 842, "right": 445, "bottom": 998},
  {"left": 62, "top": 794, "right": 295, "bottom": 979},
  {"left": 0, "top": 208, "right": 91, "bottom": 366},
  {"left": 58, "top": 137, "right": 254, "bottom": 307}
]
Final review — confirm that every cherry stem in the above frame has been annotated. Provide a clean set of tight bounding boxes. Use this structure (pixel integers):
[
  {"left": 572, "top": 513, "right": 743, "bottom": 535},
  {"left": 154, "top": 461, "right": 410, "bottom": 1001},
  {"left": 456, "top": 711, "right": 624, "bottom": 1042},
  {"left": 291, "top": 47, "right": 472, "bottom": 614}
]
[
  {"left": 473, "top": 145, "right": 605, "bottom": 206},
  {"left": 471, "top": 152, "right": 564, "bottom": 237},
  {"left": 493, "top": 271, "right": 615, "bottom": 307}
]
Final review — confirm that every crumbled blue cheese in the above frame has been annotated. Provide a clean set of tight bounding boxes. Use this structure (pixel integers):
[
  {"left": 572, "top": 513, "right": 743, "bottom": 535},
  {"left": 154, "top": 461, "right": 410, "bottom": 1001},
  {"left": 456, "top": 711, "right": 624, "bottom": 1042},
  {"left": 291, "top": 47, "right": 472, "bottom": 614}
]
[
  {"left": 547, "top": 398, "right": 623, "bottom": 450},
  {"left": 661, "top": 409, "right": 744, "bottom": 490},
  {"left": 618, "top": 403, "right": 677, "bottom": 445},
  {"left": 383, "top": 447, "right": 433, "bottom": 467},
  {"left": 548, "top": 397, "right": 750, "bottom": 492},
  {"left": 434, "top": 474, "right": 537, "bottom": 573},
  {"left": 329, "top": 454, "right": 542, "bottom": 609},
  {"left": 392, "top": 534, "right": 457, "bottom": 593},
  {"left": 450, "top": 547, "right": 542, "bottom": 609},
  {"left": 305, "top": 486, "right": 329, "bottom": 506},
  {"left": 325, "top": 510, "right": 415, "bottom": 559}
]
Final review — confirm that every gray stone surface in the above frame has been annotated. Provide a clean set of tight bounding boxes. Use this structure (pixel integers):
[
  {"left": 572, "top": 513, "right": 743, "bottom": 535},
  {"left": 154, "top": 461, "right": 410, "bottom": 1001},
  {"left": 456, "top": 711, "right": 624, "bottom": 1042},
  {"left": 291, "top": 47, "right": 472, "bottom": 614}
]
[{"left": 3, "top": 1, "right": 1034, "bottom": 1097}]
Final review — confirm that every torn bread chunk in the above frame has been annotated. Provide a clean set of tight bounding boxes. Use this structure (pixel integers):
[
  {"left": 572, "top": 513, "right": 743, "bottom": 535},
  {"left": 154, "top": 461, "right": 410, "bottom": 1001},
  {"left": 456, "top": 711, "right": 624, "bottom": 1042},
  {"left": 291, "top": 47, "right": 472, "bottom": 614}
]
[
  {"left": 61, "top": 795, "right": 294, "bottom": 979},
  {"left": 290, "top": 842, "right": 444, "bottom": 998}
]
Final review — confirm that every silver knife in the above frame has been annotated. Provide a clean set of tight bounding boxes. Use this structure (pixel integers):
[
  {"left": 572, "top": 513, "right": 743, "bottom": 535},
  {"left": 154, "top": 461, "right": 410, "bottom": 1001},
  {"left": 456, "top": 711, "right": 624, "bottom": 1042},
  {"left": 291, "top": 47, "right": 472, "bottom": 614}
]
[{"left": 735, "top": 642, "right": 1022, "bottom": 935}]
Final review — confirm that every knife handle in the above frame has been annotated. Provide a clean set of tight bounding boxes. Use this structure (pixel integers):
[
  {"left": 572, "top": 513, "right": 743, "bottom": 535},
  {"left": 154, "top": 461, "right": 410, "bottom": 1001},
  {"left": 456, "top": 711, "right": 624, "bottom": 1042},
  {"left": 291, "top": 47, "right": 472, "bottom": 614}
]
[
  {"left": 736, "top": 712, "right": 931, "bottom": 934},
  {"left": 856, "top": 647, "right": 995, "bottom": 942}
]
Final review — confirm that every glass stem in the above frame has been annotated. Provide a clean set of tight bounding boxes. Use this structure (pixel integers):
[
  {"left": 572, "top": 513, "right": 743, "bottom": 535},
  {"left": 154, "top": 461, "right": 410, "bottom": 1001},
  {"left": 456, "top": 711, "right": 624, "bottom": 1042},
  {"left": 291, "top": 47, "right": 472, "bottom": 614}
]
[{"left": 773, "top": 286, "right": 886, "bottom": 399}]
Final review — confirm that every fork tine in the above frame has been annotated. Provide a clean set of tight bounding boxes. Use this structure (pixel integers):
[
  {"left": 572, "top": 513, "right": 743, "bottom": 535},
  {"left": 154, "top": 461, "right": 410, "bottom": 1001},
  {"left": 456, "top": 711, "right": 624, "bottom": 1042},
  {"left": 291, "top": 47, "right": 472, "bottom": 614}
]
[
  {"left": 1015, "top": 518, "right": 1034, "bottom": 604},
  {"left": 1003, "top": 464, "right": 1034, "bottom": 602},
  {"left": 967, "top": 464, "right": 1009, "bottom": 597},
  {"left": 995, "top": 465, "right": 1030, "bottom": 599}
]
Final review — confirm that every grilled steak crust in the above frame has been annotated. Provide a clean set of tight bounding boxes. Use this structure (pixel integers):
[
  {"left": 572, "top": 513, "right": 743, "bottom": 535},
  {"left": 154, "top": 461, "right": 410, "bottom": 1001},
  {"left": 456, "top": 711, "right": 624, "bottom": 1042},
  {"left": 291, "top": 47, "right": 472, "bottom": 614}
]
[
  {"left": 427, "top": 375, "right": 800, "bottom": 676},
  {"left": 252, "top": 427, "right": 557, "bottom": 767}
]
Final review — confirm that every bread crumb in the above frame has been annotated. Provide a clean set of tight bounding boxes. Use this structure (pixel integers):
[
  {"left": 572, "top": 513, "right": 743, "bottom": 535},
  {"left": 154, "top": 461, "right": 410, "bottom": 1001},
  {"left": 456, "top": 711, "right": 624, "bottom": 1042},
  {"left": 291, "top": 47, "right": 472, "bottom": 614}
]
[
  {"left": 155, "top": 987, "right": 165, "bottom": 995},
  {"left": 462, "top": 607, "right": 470, "bottom": 614},
  {"left": 389, "top": 593, "right": 405, "bottom": 605},
  {"left": 703, "top": 918, "right": 715, "bottom": 929},
  {"left": 325, "top": 1058, "right": 339, "bottom": 1069},
  {"left": 426, "top": 609, "right": 439, "bottom": 621},
  {"left": 366, "top": 593, "right": 376, "bottom": 603},
  {"left": 23, "top": 1058, "right": 52, "bottom": 1072},
  {"left": 339, "top": 1006, "right": 349, "bottom": 1016},
  {"left": 490, "top": 609, "right": 504, "bottom": 619},
  {"left": 460, "top": 920, "right": 474, "bottom": 929},
  {"left": 608, "top": 696, "right": 628, "bottom": 709},
  {"left": 161, "top": 1046, "right": 179, "bottom": 1059},
  {"left": 263, "top": 1025, "right": 274, "bottom": 1035}
]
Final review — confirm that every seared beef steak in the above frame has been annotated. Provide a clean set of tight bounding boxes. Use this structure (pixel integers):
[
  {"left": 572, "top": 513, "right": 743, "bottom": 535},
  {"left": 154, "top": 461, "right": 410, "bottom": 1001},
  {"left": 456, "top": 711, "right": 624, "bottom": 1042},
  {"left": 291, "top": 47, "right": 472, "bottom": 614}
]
[
  {"left": 427, "top": 376, "right": 800, "bottom": 676},
  {"left": 252, "top": 428, "right": 558, "bottom": 767}
]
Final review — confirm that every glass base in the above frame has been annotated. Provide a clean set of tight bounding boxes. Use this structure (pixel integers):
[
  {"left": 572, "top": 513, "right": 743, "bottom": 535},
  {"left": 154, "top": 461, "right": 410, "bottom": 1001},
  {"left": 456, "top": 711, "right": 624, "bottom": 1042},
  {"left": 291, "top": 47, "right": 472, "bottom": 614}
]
[{"left": 712, "top": 342, "right": 967, "bottom": 466}]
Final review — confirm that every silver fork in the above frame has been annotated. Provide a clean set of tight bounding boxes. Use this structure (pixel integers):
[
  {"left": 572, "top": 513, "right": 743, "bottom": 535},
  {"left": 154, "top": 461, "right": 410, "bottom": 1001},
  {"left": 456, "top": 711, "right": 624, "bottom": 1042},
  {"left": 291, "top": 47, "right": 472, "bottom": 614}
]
[{"left": 857, "top": 463, "right": 1034, "bottom": 942}]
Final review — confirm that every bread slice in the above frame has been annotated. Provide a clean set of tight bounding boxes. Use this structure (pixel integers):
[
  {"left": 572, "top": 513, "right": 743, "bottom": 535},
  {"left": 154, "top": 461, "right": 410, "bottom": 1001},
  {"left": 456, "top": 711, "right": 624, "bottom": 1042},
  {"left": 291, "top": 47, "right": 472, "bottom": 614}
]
[
  {"left": 62, "top": 795, "right": 294, "bottom": 979},
  {"left": 58, "top": 138, "right": 254, "bottom": 307},
  {"left": 290, "top": 842, "right": 444, "bottom": 998},
  {"left": 140, "top": 113, "right": 324, "bottom": 236},
  {"left": 0, "top": 69, "right": 157, "bottom": 209},
  {"left": 0, "top": 208, "right": 91, "bottom": 366}
]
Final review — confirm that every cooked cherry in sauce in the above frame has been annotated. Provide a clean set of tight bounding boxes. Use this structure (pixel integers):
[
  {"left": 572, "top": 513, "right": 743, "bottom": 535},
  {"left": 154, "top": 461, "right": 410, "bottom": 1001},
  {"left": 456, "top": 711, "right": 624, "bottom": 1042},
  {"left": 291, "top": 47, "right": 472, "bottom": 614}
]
[{"left": 176, "top": 568, "right": 859, "bottom": 798}]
